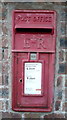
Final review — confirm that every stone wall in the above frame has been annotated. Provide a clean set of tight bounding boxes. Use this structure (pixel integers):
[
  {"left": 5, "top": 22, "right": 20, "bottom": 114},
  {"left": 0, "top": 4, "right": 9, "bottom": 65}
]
[{"left": 0, "top": 2, "right": 67, "bottom": 119}]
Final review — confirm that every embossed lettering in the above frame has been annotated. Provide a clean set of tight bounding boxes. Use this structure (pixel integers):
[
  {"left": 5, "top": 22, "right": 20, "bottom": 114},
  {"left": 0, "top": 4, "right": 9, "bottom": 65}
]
[
  {"left": 16, "top": 15, "right": 52, "bottom": 23},
  {"left": 37, "top": 38, "right": 46, "bottom": 49},
  {"left": 23, "top": 37, "right": 46, "bottom": 49},
  {"left": 24, "top": 38, "right": 30, "bottom": 48},
  {"left": 16, "top": 15, "right": 22, "bottom": 21},
  {"left": 16, "top": 15, "right": 31, "bottom": 22},
  {"left": 21, "top": 16, "right": 31, "bottom": 22}
]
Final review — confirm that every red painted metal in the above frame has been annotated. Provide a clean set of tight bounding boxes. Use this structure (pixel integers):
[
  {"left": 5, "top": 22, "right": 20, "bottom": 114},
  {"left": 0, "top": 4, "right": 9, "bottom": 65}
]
[{"left": 12, "top": 10, "right": 56, "bottom": 112}]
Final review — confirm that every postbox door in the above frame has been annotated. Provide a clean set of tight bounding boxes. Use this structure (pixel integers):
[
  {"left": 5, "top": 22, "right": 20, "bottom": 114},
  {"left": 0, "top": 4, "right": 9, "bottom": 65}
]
[{"left": 13, "top": 53, "right": 51, "bottom": 108}]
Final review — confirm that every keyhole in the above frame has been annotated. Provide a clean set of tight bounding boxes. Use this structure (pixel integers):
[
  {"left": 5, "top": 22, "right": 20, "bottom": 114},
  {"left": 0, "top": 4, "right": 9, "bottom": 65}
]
[{"left": 19, "top": 79, "right": 22, "bottom": 83}]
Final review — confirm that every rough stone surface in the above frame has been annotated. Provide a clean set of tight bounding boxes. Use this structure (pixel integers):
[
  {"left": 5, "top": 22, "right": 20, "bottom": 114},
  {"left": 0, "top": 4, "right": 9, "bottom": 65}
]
[
  {"left": 62, "top": 102, "right": 67, "bottom": 112},
  {"left": 0, "top": 49, "right": 2, "bottom": 61},
  {"left": 60, "top": 37, "right": 67, "bottom": 48},
  {"left": 2, "top": 112, "right": 22, "bottom": 118},
  {"left": 65, "top": 76, "right": 67, "bottom": 87},
  {"left": 0, "top": 2, "right": 66, "bottom": 119},
  {"left": 65, "top": 88, "right": 67, "bottom": 101},
  {"left": 0, "top": 74, "right": 2, "bottom": 85},
  {"left": 66, "top": 52, "right": 67, "bottom": 62},
  {"left": 59, "top": 50, "right": 65, "bottom": 63},
  {"left": 58, "top": 63, "right": 67, "bottom": 74},
  {"left": 55, "top": 100, "right": 61, "bottom": 111},
  {"left": 57, "top": 76, "right": 63, "bottom": 87},
  {"left": 44, "top": 113, "right": 65, "bottom": 118},
  {"left": 61, "top": 22, "right": 66, "bottom": 35},
  {"left": 2, "top": 36, "right": 8, "bottom": 48},
  {"left": 2, "top": 74, "right": 8, "bottom": 85},
  {"left": 24, "top": 113, "right": 41, "bottom": 118},
  {"left": 0, "top": 87, "right": 9, "bottom": 98},
  {"left": 0, "top": 112, "right": 2, "bottom": 120},
  {"left": 1, "top": 0, "right": 67, "bottom": 2},
  {"left": 58, "top": 91, "right": 62, "bottom": 100}
]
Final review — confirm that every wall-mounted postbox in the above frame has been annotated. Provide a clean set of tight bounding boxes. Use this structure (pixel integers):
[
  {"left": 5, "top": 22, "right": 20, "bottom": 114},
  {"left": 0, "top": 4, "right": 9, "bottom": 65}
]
[{"left": 12, "top": 10, "right": 56, "bottom": 112}]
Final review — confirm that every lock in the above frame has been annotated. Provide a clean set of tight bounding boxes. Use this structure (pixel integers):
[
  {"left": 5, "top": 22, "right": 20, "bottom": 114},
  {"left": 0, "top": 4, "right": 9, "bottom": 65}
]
[
  {"left": 12, "top": 10, "right": 56, "bottom": 112},
  {"left": 19, "top": 78, "right": 22, "bottom": 83}
]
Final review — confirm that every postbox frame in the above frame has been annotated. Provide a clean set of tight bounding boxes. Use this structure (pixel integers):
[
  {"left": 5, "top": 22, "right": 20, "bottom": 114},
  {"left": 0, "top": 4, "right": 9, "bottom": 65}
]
[{"left": 12, "top": 10, "right": 56, "bottom": 112}]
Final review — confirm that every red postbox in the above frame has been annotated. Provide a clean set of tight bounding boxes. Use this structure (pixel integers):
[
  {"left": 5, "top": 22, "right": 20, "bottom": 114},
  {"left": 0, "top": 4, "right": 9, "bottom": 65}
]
[{"left": 12, "top": 10, "right": 56, "bottom": 112}]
